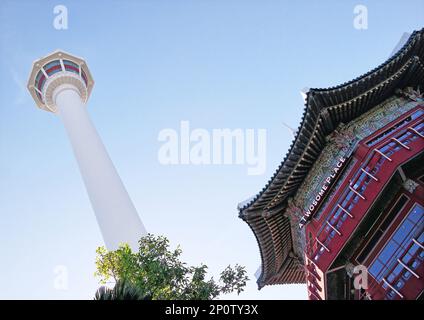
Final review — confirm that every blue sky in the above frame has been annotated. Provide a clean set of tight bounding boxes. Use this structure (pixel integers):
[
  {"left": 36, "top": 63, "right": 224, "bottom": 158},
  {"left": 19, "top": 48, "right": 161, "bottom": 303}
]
[{"left": 0, "top": 0, "right": 423, "bottom": 299}]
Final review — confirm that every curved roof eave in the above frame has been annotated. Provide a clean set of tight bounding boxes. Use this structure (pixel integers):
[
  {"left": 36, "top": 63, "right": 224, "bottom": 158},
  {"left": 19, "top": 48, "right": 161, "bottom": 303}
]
[{"left": 238, "top": 28, "right": 424, "bottom": 218}]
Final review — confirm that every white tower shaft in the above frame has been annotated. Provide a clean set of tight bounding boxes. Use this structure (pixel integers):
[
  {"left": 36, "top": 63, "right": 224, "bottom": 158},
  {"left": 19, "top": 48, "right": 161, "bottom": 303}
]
[
  {"left": 55, "top": 86, "right": 146, "bottom": 250},
  {"left": 28, "top": 51, "right": 146, "bottom": 251}
]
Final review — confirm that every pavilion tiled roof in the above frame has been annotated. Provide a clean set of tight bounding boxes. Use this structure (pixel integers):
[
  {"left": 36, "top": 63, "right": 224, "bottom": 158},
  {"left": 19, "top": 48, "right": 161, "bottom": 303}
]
[{"left": 238, "top": 28, "right": 424, "bottom": 289}]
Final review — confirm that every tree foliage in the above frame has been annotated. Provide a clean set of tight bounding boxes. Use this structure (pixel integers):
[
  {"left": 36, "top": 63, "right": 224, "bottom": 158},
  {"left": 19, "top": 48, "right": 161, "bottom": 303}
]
[{"left": 94, "top": 234, "right": 249, "bottom": 300}]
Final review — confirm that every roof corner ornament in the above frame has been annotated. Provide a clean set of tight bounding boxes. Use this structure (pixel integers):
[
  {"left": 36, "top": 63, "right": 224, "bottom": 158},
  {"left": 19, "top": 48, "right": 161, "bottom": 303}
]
[
  {"left": 396, "top": 86, "right": 423, "bottom": 102},
  {"left": 345, "top": 262, "right": 356, "bottom": 278},
  {"left": 289, "top": 250, "right": 303, "bottom": 264},
  {"left": 403, "top": 179, "right": 419, "bottom": 193},
  {"left": 285, "top": 198, "right": 302, "bottom": 221},
  {"left": 327, "top": 125, "right": 356, "bottom": 150}
]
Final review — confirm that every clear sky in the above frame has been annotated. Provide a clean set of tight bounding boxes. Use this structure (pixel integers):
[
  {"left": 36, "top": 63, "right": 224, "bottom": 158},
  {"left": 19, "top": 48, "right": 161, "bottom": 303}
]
[{"left": 0, "top": 0, "right": 423, "bottom": 300}]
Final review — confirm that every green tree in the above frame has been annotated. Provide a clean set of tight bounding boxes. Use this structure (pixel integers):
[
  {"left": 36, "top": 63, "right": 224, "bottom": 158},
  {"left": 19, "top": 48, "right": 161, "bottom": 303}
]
[{"left": 94, "top": 234, "right": 248, "bottom": 300}]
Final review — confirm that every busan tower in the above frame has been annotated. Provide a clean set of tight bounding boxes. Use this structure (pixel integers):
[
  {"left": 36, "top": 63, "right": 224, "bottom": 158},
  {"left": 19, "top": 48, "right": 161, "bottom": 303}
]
[{"left": 27, "top": 50, "right": 146, "bottom": 250}]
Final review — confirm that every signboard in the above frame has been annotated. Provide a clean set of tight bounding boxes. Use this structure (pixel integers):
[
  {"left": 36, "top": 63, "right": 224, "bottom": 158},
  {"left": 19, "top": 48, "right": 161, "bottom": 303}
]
[{"left": 298, "top": 156, "right": 347, "bottom": 229}]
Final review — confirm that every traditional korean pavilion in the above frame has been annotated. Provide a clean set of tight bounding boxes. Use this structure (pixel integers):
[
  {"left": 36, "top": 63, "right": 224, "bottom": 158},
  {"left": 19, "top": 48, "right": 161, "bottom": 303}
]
[{"left": 238, "top": 28, "right": 424, "bottom": 300}]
